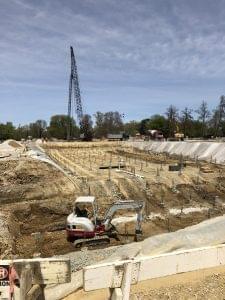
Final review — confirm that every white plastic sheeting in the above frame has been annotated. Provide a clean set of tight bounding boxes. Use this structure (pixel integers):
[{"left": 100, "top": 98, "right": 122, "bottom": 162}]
[
  {"left": 27, "top": 143, "right": 69, "bottom": 175},
  {"left": 169, "top": 207, "right": 208, "bottom": 215},
  {"left": 101, "top": 141, "right": 225, "bottom": 263},
  {"left": 111, "top": 214, "right": 137, "bottom": 226},
  {"left": 126, "top": 141, "right": 225, "bottom": 164},
  {"left": 104, "top": 214, "right": 225, "bottom": 262}
]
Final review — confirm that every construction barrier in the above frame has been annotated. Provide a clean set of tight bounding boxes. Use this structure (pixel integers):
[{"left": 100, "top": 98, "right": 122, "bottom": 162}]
[
  {"left": 84, "top": 244, "right": 225, "bottom": 299},
  {"left": 2, "top": 244, "right": 225, "bottom": 299},
  {"left": 0, "top": 258, "right": 70, "bottom": 300}
]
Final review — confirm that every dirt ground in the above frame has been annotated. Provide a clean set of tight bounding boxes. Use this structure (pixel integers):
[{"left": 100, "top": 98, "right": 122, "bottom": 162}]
[
  {"left": 130, "top": 271, "right": 225, "bottom": 299},
  {"left": 44, "top": 141, "right": 225, "bottom": 236},
  {"left": 0, "top": 158, "right": 76, "bottom": 258},
  {"left": 1, "top": 141, "right": 225, "bottom": 258}
]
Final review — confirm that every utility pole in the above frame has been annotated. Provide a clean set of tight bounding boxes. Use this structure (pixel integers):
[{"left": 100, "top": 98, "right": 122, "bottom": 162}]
[{"left": 67, "top": 46, "right": 83, "bottom": 140}]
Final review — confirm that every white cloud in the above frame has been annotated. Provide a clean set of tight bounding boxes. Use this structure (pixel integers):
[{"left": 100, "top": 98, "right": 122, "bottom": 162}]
[
  {"left": 1, "top": 0, "right": 225, "bottom": 123},
  {"left": 2, "top": 0, "right": 225, "bottom": 80}
]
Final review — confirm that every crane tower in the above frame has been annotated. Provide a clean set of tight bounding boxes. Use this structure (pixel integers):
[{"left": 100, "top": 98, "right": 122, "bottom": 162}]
[{"left": 67, "top": 46, "right": 83, "bottom": 140}]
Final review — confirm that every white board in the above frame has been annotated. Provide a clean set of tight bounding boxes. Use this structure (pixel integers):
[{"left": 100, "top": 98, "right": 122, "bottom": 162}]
[{"left": 84, "top": 244, "right": 225, "bottom": 291}]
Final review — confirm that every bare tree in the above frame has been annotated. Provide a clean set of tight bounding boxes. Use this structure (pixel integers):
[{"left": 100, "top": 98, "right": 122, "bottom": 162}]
[
  {"left": 165, "top": 105, "right": 179, "bottom": 137},
  {"left": 94, "top": 111, "right": 105, "bottom": 138},
  {"left": 94, "top": 111, "right": 124, "bottom": 138},
  {"left": 180, "top": 107, "right": 193, "bottom": 138},
  {"left": 196, "top": 101, "right": 210, "bottom": 137},
  {"left": 211, "top": 109, "right": 220, "bottom": 137},
  {"left": 212, "top": 95, "right": 225, "bottom": 137}
]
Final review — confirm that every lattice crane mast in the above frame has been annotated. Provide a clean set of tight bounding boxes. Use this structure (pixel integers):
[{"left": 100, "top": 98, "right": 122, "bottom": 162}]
[{"left": 67, "top": 46, "right": 83, "bottom": 140}]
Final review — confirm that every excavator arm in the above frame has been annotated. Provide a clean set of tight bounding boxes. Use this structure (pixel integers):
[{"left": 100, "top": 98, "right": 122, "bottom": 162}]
[{"left": 103, "top": 200, "right": 144, "bottom": 234}]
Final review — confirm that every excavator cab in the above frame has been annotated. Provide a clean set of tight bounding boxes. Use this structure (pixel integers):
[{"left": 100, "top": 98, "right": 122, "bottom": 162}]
[
  {"left": 74, "top": 196, "right": 98, "bottom": 224},
  {"left": 66, "top": 196, "right": 105, "bottom": 244}
]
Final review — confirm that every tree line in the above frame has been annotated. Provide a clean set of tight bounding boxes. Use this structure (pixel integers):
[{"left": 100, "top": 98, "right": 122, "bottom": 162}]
[
  {"left": 0, "top": 112, "right": 124, "bottom": 141},
  {"left": 130, "top": 96, "right": 225, "bottom": 139},
  {"left": 1, "top": 96, "right": 225, "bottom": 141}
]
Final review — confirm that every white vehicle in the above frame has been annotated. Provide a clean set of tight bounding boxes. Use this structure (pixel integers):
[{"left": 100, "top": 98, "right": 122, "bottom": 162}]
[{"left": 66, "top": 196, "right": 144, "bottom": 247}]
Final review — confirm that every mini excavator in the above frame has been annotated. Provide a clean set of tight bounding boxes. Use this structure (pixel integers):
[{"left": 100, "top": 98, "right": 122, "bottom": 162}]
[{"left": 66, "top": 196, "right": 144, "bottom": 247}]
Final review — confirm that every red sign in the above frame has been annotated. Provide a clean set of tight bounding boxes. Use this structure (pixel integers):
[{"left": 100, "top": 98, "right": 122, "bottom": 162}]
[{"left": 0, "top": 265, "right": 9, "bottom": 286}]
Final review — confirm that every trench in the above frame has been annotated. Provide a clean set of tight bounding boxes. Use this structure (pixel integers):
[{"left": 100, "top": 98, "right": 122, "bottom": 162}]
[{"left": 8, "top": 190, "right": 225, "bottom": 258}]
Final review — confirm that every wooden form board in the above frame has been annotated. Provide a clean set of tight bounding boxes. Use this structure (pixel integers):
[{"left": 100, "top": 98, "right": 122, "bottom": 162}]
[
  {"left": 13, "top": 257, "right": 71, "bottom": 285},
  {"left": 44, "top": 270, "right": 83, "bottom": 300},
  {"left": 84, "top": 244, "right": 225, "bottom": 291},
  {"left": 19, "top": 267, "right": 33, "bottom": 300},
  {"left": 0, "top": 258, "right": 71, "bottom": 300}
]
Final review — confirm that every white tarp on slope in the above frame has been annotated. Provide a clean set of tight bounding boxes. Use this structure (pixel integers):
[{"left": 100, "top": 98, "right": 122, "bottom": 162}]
[
  {"left": 27, "top": 143, "right": 69, "bottom": 175},
  {"left": 126, "top": 141, "right": 225, "bottom": 164},
  {"left": 104, "top": 214, "right": 225, "bottom": 262}
]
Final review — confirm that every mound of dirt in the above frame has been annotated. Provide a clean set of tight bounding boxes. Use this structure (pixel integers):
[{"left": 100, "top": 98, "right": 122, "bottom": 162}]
[
  {"left": 0, "top": 158, "right": 76, "bottom": 204},
  {"left": 8, "top": 140, "right": 22, "bottom": 148}
]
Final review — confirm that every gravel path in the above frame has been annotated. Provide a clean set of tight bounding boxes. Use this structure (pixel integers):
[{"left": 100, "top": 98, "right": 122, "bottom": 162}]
[
  {"left": 57, "top": 245, "right": 120, "bottom": 272},
  {"left": 131, "top": 272, "right": 225, "bottom": 300}
]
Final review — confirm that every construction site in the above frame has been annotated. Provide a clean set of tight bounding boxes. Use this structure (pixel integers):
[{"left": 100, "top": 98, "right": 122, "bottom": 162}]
[
  {"left": 2, "top": 137, "right": 225, "bottom": 299},
  {"left": 0, "top": 40, "right": 225, "bottom": 298},
  {"left": 0, "top": 139, "right": 224, "bottom": 257},
  {"left": 4, "top": 0, "right": 225, "bottom": 297}
]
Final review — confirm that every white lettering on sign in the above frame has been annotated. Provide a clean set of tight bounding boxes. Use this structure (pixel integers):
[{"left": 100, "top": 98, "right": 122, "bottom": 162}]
[{"left": 0, "top": 281, "right": 9, "bottom": 286}]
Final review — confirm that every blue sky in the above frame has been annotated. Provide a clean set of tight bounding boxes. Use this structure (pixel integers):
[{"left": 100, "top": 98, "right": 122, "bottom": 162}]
[{"left": 1, "top": 0, "right": 225, "bottom": 125}]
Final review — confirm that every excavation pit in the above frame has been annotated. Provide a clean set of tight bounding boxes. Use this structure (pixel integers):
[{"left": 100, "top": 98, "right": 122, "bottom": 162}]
[{"left": 1, "top": 141, "right": 225, "bottom": 258}]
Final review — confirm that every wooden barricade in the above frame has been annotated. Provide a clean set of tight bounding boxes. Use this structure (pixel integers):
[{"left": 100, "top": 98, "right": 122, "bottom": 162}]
[
  {"left": 84, "top": 244, "right": 225, "bottom": 300},
  {"left": 0, "top": 258, "right": 71, "bottom": 300}
]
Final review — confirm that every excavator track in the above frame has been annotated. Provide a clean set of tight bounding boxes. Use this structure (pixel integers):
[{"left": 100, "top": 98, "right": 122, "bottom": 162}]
[{"left": 73, "top": 235, "right": 110, "bottom": 248}]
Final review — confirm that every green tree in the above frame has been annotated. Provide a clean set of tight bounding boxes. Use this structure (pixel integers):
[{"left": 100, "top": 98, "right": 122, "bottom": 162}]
[
  {"left": 146, "top": 115, "right": 169, "bottom": 137},
  {"left": 29, "top": 120, "right": 47, "bottom": 138},
  {"left": 0, "top": 122, "right": 16, "bottom": 140},
  {"left": 123, "top": 120, "right": 139, "bottom": 136},
  {"left": 192, "top": 120, "right": 203, "bottom": 138},
  {"left": 14, "top": 125, "right": 30, "bottom": 140},
  {"left": 210, "top": 96, "right": 225, "bottom": 137},
  {"left": 80, "top": 114, "right": 93, "bottom": 141},
  {"left": 48, "top": 115, "right": 78, "bottom": 139},
  {"left": 139, "top": 119, "right": 150, "bottom": 135}
]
